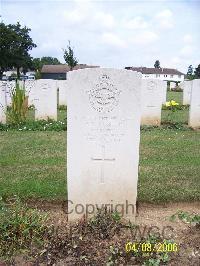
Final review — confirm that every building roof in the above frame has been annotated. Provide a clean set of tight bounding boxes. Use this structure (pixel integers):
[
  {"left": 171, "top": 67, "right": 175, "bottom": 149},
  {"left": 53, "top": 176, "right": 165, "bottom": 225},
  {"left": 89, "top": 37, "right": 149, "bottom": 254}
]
[
  {"left": 125, "top": 67, "right": 184, "bottom": 75},
  {"left": 41, "top": 64, "right": 99, "bottom": 73}
]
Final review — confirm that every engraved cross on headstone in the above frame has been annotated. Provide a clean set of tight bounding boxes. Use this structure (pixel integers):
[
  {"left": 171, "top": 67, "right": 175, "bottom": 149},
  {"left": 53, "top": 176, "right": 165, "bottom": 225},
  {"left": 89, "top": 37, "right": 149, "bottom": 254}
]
[{"left": 91, "top": 145, "right": 115, "bottom": 184}]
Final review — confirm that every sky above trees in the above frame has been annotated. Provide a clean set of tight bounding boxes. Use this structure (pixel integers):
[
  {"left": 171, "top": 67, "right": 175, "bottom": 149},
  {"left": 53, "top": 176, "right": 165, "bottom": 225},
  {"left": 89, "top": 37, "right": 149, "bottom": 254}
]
[{"left": 1, "top": 0, "right": 200, "bottom": 73}]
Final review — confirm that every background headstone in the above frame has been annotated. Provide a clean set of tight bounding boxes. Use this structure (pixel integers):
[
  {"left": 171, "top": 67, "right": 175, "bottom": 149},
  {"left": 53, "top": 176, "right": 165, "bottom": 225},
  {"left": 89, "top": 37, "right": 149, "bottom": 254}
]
[
  {"left": 57, "top": 80, "right": 68, "bottom": 106},
  {"left": 170, "top": 81, "right": 176, "bottom": 90},
  {"left": 5, "top": 81, "right": 15, "bottom": 107},
  {"left": 34, "top": 79, "right": 57, "bottom": 121},
  {"left": 183, "top": 80, "right": 192, "bottom": 105},
  {"left": 0, "top": 81, "right": 7, "bottom": 124},
  {"left": 25, "top": 80, "right": 36, "bottom": 106},
  {"left": 67, "top": 68, "right": 142, "bottom": 221},
  {"left": 189, "top": 79, "right": 200, "bottom": 128},
  {"left": 162, "top": 81, "right": 168, "bottom": 104},
  {"left": 141, "top": 79, "right": 163, "bottom": 126}
]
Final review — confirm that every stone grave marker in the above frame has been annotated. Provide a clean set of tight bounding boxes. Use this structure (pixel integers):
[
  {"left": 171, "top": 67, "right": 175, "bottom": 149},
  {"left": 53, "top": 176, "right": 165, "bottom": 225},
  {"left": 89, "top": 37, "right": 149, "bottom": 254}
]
[
  {"left": 141, "top": 79, "right": 163, "bottom": 126},
  {"left": 0, "top": 81, "right": 7, "bottom": 124},
  {"left": 162, "top": 81, "right": 168, "bottom": 104},
  {"left": 183, "top": 80, "right": 192, "bottom": 105},
  {"left": 25, "top": 80, "right": 36, "bottom": 106},
  {"left": 57, "top": 80, "right": 68, "bottom": 106},
  {"left": 189, "top": 79, "right": 200, "bottom": 128},
  {"left": 67, "top": 68, "right": 142, "bottom": 221},
  {"left": 170, "top": 81, "right": 176, "bottom": 90},
  {"left": 34, "top": 79, "right": 57, "bottom": 121},
  {"left": 5, "top": 81, "right": 15, "bottom": 106}
]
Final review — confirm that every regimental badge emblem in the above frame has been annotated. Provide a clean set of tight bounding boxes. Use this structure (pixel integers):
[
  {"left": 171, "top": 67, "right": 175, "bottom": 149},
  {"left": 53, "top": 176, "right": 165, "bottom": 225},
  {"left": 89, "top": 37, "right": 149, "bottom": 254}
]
[{"left": 87, "top": 74, "right": 121, "bottom": 113}]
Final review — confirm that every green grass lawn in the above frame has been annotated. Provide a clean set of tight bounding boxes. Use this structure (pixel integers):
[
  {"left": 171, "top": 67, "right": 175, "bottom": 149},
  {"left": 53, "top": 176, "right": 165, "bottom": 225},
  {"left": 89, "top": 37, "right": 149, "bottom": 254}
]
[
  {"left": 0, "top": 128, "right": 199, "bottom": 203},
  {"left": 161, "top": 108, "right": 189, "bottom": 124}
]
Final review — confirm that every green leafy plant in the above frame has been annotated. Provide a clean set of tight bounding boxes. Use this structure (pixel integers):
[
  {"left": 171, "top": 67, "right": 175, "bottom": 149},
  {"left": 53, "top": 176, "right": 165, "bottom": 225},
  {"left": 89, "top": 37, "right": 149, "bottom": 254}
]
[
  {"left": 170, "top": 211, "right": 200, "bottom": 227},
  {"left": 58, "top": 105, "right": 67, "bottom": 110},
  {"left": 7, "top": 81, "right": 28, "bottom": 124},
  {"left": 0, "top": 197, "right": 49, "bottom": 258}
]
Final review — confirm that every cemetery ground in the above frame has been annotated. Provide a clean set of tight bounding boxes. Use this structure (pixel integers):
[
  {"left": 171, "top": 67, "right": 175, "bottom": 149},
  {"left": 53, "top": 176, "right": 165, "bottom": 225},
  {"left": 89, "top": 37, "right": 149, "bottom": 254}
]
[{"left": 0, "top": 91, "right": 199, "bottom": 265}]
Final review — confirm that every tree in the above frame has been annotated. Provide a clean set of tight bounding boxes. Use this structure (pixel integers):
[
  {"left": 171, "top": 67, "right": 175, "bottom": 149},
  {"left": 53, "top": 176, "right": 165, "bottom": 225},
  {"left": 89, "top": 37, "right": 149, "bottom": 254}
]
[
  {"left": 0, "top": 22, "right": 36, "bottom": 79},
  {"left": 0, "top": 22, "right": 14, "bottom": 78},
  {"left": 32, "top": 57, "right": 61, "bottom": 72},
  {"left": 154, "top": 60, "right": 160, "bottom": 68},
  {"left": 63, "top": 41, "right": 78, "bottom": 70},
  {"left": 194, "top": 64, "right": 200, "bottom": 79},
  {"left": 32, "top": 58, "right": 42, "bottom": 71},
  {"left": 186, "top": 65, "right": 194, "bottom": 79},
  {"left": 40, "top": 56, "right": 61, "bottom": 66}
]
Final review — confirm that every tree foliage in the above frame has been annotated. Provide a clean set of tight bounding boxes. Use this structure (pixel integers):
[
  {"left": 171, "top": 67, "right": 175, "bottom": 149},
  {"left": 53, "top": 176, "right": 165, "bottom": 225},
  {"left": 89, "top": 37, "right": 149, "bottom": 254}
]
[
  {"left": 32, "top": 57, "right": 61, "bottom": 71},
  {"left": 63, "top": 41, "right": 78, "bottom": 70},
  {"left": 186, "top": 65, "right": 194, "bottom": 80},
  {"left": 194, "top": 64, "right": 200, "bottom": 79},
  {"left": 154, "top": 60, "right": 160, "bottom": 68},
  {"left": 0, "top": 22, "right": 36, "bottom": 79}
]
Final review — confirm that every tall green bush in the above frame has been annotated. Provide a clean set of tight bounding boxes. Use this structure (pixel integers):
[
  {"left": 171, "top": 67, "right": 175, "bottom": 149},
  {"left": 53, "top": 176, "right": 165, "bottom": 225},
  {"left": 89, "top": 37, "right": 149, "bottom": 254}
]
[{"left": 7, "top": 81, "right": 28, "bottom": 124}]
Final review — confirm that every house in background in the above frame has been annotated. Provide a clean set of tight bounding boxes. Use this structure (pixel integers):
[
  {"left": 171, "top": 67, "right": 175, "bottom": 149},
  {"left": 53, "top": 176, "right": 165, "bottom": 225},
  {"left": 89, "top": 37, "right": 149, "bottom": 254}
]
[
  {"left": 125, "top": 67, "right": 185, "bottom": 84},
  {"left": 41, "top": 64, "right": 99, "bottom": 80}
]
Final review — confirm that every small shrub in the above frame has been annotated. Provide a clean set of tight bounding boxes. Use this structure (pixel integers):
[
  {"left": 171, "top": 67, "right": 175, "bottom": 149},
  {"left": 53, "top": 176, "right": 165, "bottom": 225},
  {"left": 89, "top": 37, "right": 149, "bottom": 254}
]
[
  {"left": 58, "top": 105, "right": 67, "bottom": 110},
  {"left": 7, "top": 81, "right": 28, "bottom": 124}
]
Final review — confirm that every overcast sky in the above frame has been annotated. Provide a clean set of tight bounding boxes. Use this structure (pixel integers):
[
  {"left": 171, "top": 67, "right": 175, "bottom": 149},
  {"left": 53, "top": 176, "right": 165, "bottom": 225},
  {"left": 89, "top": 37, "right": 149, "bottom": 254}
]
[{"left": 1, "top": 0, "right": 200, "bottom": 73}]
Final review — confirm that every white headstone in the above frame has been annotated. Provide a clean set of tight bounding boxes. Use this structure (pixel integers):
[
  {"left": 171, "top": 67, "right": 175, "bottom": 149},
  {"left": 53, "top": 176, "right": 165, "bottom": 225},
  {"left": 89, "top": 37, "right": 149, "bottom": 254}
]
[
  {"left": 57, "top": 80, "right": 68, "bottom": 106},
  {"left": 34, "top": 79, "right": 57, "bottom": 121},
  {"left": 179, "top": 81, "right": 184, "bottom": 90},
  {"left": 25, "top": 80, "right": 36, "bottom": 106},
  {"left": 0, "top": 81, "right": 7, "bottom": 124},
  {"left": 141, "top": 79, "right": 163, "bottom": 126},
  {"left": 162, "top": 81, "right": 168, "bottom": 104},
  {"left": 170, "top": 81, "right": 176, "bottom": 90},
  {"left": 67, "top": 68, "right": 142, "bottom": 221},
  {"left": 189, "top": 79, "right": 200, "bottom": 128},
  {"left": 183, "top": 80, "right": 192, "bottom": 105},
  {"left": 5, "top": 81, "right": 15, "bottom": 106}
]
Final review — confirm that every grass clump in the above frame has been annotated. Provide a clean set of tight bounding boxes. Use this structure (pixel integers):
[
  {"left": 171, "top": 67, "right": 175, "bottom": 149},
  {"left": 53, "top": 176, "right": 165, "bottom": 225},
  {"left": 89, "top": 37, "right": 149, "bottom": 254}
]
[
  {"left": 7, "top": 81, "right": 28, "bottom": 124},
  {"left": 0, "top": 197, "right": 49, "bottom": 259}
]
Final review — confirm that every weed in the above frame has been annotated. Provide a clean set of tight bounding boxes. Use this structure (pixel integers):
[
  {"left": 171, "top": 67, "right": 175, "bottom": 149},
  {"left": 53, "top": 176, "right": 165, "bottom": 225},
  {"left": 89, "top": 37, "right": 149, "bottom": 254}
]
[
  {"left": 7, "top": 81, "right": 28, "bottom": 124},
  {"left": 0, "top": 197, "right": 49, "bottom": 259}
]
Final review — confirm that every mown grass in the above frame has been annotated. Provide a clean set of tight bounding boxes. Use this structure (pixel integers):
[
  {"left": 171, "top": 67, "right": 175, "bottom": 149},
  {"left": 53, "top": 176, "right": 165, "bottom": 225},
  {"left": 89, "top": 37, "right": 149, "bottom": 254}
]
[
  {"left": 138, "top": 128, "right": 200, "bottom": 202},
  {"left": 0, "top": 128, "right": 199, "bottom": 203}
]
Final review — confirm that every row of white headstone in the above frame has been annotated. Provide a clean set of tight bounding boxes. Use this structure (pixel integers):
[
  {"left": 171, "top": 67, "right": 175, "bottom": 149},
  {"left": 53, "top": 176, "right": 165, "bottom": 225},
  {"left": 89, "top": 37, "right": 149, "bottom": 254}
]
[
  {"left": 0, "top": 73, "right": 199, "bottom": 128},
  {"left": 0, "top": 77, "right": 167, "bottom": 125}
]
